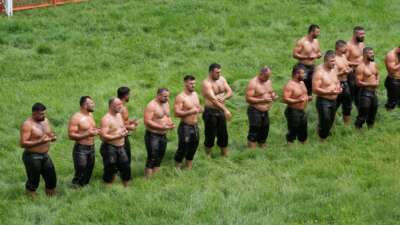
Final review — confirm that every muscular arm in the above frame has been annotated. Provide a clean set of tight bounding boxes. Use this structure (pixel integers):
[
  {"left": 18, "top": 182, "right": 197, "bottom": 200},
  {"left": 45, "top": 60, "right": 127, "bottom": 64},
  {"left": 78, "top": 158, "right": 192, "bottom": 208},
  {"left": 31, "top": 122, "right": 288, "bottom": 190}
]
[
  {"left": 385, "top": 54, "right": 400, "bottom": 72},
  {"left": 202, "top": 81, "right": 229, "bottom": 111},
  {"left": 121, "top": 106, "right": 129, "bottom": 125},
  {"left": 20, "top": 122, "right": 49, "bottom": 148},
  {"left": 174, "top": 95, "right": 196, "bottom": 118},
  {"left": 222, "top": 78, "right": 233, "bottom": 100},
  {"left": 374, "top": 64, "right": 380, "bottom": 87}
]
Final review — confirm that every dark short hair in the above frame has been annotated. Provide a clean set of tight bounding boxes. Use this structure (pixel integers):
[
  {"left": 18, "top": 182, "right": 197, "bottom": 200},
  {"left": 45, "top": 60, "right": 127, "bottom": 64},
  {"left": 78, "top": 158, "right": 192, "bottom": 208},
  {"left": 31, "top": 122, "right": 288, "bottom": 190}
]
[
  {"left": 157, "top": 88, "right": 169, "bottom": 95},
  {"left": 209, "top": 63, "right": 221, "bottom": 72},
  {"left": 32, "top": 102, "right": 46, "bottom": 112},
  {"left": 363, "top": 47, "right": 373, "bottom": 55},
  {"left": 335, "top": 40, "right": 347, "bottom": 49},
  {"left": 80, "top": 96, "right": 92, "bottom": 107},
  {"left": 353, "top": 26, "right": 364, "bottom": 33},
  {"left": 184, "top": 75, "right": 196, "bottom": 81},
  {"left": 308, "top": 24, "right": 320, "bottom": 33},
  {"left": 292, "top": 64, "right": 306, "bottom": 76},
  {"left": 117, "top": 86, "right": 130, "bottom": 99},
  {"left": 324, "top": 50, "right": 336, "bottom": 60}
]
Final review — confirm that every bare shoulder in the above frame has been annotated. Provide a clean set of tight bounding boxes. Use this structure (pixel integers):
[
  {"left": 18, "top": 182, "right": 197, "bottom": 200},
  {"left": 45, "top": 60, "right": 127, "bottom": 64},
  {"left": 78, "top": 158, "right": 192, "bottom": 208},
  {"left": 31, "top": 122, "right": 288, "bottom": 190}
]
[
  {"left": 145, "top": 100, "right": 156, "bottom": 111},
  {"left": 296, "top": 37, "right": 305, "bottom": 45},
  {"left": 346, "top": 40, "right": 353, "bottom": 47},
  {"left": 71, "top": 112, "right": 82, "bottom": 120},
  {"left": 101, "top": 113, "right": 111, "bottom": 124},
  {"left": 43, "top": 118, "right": 51, "bottom": 126},
  {"left": 283, "top": 80, "right": 292, "bottom": 90},
  {"left": 248, "top": 77, "right": 256, "bottom": 86},
  {"left": 202, "top": 78, "right": 210, "bottom": 87},
  {"left": 356, "top": 63, "right": 365, "bottom": 72},
  {"left": 21, "top": 118, "right": 32, "bottom": 130},
  {"left": 175, "top": 92, "right": 184, "bottom": 101},
  {"left": 313, "top": 65, "right": 323, "bottom": 76},
  {"left": 220, "top": 75, "right": 229, "bottom": 84}
]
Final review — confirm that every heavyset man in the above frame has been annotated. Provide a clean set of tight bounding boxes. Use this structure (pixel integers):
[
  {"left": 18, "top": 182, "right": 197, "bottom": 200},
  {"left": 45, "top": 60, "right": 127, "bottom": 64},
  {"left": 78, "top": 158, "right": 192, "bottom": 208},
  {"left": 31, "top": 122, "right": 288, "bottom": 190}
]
[
  {"left": 68, "top": 96, "right": 100, "bottom": 187},
  {"left": 283, "top": 64, "right": 309, "bottom": 144},
  {"left": 312, "top": 50, "right": 342, "bottom": 142},
  {"left": 143, "top": 88, "right": 175, "bottom": 178},
  {"left": 384, "top": 47, "right": 400, "bottom": 110},
  {"left": 355, "top": 47, "right": 379, "bottom": 129},
  {"left": 245, "top": 66, "right": 278, "bottom": 148},
  {"left": 347, "top": 26, "right": 366, "bottom": 105},
  {"left": 334, "top": 40, "right": 353, "bottom": 124},
  {"left": 100, "top": 97, "right": 131, "bottom": 187},
  {"left": 174, "top": 75, "right": 203, "bottom": 169},
  {"left": 293, "top": 24, "right": 321, "bottom": 98},
  {"left": 201, "top": 63, "right": 233, "bottom": 157},
  {"left": 20, "top": 103, "right": 57, "bottom": 197}
]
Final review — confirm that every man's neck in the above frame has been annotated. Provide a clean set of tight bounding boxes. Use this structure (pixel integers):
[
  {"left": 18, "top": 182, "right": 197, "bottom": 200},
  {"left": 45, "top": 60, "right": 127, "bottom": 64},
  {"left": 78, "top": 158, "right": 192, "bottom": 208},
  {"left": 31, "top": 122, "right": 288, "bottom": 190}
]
[
  {"left": 184, "top": 89, "right": 192, "bottom": 95},
  {"left": 292, "top": 78, "right": 301, "bottom": 83},
  {"left": 323, "top": 64, "right": 333, "bottom": 71},
  {"left": 336, "top": 51, "right": 344, "bottom": 57},
  {"left": 109, "top": 110, "right": 118, "bottom": 116},
  {"left": 364, "top": 59, "right": 371, "bottom": 65},
  {"left": 306, "top": 34, "right": 314, "bottom": 42},
  {"left": 80, "top": 108, "right": 90, "bottom": 115}
]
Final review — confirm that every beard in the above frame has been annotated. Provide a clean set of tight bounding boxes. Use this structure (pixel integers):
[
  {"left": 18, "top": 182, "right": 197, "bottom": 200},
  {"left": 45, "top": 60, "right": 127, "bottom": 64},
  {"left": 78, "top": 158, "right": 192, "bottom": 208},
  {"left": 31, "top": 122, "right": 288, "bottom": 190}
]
[
  {"left": 356, "top": 36, "right": 364, "bottom": 42},
  {"left": 369, "top": 56, "right": 375, "bottom": 62},
  {"left": 87, "top": 108, "right": 94, "bottom": 112},
  {"left": 312, "top": 34, "right": 319, "bottom": 39},
  {"left": 36, "top": 117, "right": 45, "bottom": 122}
]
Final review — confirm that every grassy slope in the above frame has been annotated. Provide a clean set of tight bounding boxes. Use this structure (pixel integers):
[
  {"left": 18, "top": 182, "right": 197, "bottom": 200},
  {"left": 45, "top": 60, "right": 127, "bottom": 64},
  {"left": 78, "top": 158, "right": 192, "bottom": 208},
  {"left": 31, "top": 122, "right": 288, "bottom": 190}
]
[{"left": 1, "top": 0, "right": 400, "bottom": 224}]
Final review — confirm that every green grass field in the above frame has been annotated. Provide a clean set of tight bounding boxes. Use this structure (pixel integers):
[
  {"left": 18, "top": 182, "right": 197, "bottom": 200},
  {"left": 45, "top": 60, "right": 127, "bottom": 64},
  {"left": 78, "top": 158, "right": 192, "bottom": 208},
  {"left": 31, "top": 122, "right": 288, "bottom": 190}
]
[{"left": 1, "top": 0, "right": 400, "bottom": 224}]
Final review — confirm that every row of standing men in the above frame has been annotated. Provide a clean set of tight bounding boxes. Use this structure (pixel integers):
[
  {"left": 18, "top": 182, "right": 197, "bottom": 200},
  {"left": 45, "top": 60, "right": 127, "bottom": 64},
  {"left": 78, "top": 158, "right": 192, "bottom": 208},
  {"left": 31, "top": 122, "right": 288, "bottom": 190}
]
[{"left": 19, "top": 24, "right": 400, "bottom": 197}]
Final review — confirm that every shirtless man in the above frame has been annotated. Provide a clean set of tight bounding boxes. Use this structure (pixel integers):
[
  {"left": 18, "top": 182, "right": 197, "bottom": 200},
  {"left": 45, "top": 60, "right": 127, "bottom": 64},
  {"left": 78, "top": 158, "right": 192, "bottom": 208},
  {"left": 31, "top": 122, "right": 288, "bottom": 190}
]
[
  {"left": 245, "top": 66, "right": 278, "bottom": 148},
  {"left": 174, "top": 75, "right": 203, "bottom": 169},
  {"left": 100, "top": 97, "right": 131, "bottom": 187},
  {"left": 347, "top": 26, "right": 366, "bottom": 106},
  {"left": 68, "top": 96, "right": 100, "bottom": 187},
  {"left": 283, "top": 64, "right": 308, "bottom": 144},
  {"left": 117, "top": 87, "right": 139, "bottom": 164},
  {"left": 143, "top": 88, "right": 175, "bottom": 178},
  {"left": 201, "top": 63, "right": 233, "bottom": 157},
  {"left": 384, "top": 47, "right": 400, "bottom": 110},
  {"left": 335, "top": 40, "right": 353, "bottom": 124},
  {"left": 312, "top": 50, "right": 342, "bottom": 141},
  {"left": 20, "top": 103, "right": 57, "bottom": 197},
  {"left": 355, "top": 47, "right": 379, "bottom": 129},
  {"left": 293, "top": 24, "right": 322, "bottom": 97}
]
